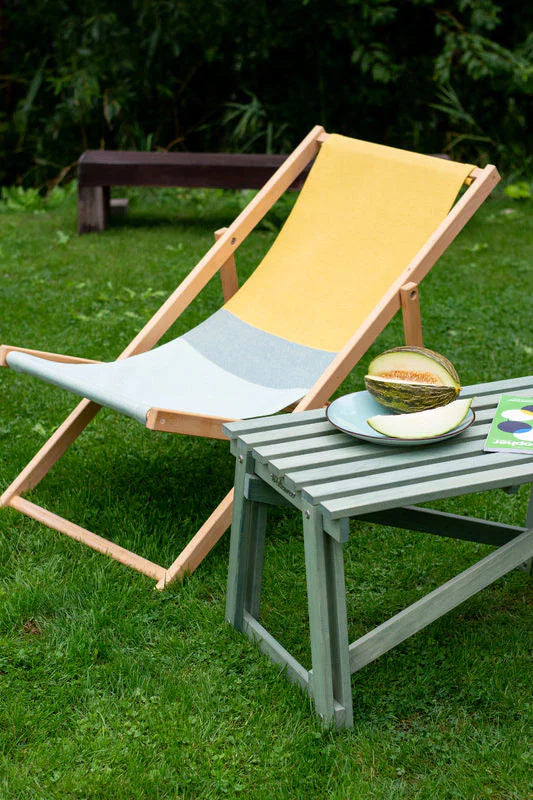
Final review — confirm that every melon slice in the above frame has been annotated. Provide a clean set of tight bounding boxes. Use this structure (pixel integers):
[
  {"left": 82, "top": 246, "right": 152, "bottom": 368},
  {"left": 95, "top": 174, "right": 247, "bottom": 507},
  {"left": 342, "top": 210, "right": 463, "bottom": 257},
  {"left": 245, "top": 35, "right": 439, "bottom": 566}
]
[
  {"left": 367, "top": 398, "right": 472, "bottom": 439},
  {"left": 364, "top": 346, "right": 461, "bottom": 412}
]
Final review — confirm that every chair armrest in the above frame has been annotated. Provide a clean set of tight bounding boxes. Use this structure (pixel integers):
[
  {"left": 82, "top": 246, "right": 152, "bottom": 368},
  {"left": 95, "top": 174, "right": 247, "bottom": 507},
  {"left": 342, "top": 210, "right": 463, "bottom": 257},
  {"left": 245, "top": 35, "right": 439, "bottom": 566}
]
[{"left": 0, "top": 345, "right": 100, "bottom": 367}]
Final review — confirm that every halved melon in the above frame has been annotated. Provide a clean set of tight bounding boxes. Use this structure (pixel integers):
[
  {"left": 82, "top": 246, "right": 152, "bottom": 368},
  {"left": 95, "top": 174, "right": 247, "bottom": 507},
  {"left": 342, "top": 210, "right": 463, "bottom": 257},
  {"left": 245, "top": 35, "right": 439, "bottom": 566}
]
[
  {"left": 367, "top": 398, "right": 472, "bottom": 439},
  {"left": 365, "top": 346, "right": 461, "bottom": 412}
]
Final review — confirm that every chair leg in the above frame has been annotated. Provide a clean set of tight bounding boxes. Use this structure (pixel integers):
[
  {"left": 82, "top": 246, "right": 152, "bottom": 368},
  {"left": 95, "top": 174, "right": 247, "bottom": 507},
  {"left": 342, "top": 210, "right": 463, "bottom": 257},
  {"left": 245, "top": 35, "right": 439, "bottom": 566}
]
[
  {"left": 156, "top": 488, "right": 235, "bottom": 590},
  {"left": 2, "top": 395, "right": 233, "bottom": 588},
  {"left": 0, "top": 397, "right": 167, "bottom": 580},
  {"left": 0, "top": 398, "right": 101, "bottom": 507}
]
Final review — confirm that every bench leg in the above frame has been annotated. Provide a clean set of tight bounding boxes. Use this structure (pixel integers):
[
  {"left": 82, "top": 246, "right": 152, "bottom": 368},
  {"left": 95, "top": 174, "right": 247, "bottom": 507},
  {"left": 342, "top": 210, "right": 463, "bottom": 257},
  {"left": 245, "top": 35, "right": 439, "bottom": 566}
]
[
  {"left": 303, "top": 502, "right": 353, "bottom": 728},
  {"left": 78, "top": 185, "right": 109, "bottom": 234}
]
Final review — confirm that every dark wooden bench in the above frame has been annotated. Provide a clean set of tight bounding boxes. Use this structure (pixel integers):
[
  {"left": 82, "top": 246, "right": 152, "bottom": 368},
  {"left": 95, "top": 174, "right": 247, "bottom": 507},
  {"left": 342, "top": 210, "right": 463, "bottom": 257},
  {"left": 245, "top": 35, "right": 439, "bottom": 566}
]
[{"left": 77, "top": 150, "right": 308, "bottom": 234}]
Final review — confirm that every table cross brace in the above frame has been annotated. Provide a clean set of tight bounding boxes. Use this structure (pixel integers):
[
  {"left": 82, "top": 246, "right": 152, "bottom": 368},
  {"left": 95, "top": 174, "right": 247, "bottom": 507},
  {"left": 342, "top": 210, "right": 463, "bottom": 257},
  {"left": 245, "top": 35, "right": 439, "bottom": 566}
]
[{"left": 349, "top": 528, "right": 533, "bottom": 674}]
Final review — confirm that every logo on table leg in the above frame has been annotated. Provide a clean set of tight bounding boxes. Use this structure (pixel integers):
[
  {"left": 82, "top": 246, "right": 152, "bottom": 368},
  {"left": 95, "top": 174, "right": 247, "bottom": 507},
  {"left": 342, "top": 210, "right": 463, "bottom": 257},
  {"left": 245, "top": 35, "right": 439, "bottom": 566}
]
[{"left": 498, "top": 405, "right": 533, "bottom": 442}]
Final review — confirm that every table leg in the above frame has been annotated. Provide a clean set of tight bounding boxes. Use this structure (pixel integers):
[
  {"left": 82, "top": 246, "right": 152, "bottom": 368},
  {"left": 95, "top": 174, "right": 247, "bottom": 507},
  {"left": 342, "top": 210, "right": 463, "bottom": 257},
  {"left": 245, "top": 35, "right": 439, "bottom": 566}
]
[
  {"left": 226, "top": 451, "right": 267, "bottom": 630},
  {"left": 244, "top": 502, "right": 267, "bottom": 619},
  {"left": 302, "top": 503, "right": 353, "bottom": 727},
  {"left": 523, "top": 485, "right": 533, "bottom": 574}
]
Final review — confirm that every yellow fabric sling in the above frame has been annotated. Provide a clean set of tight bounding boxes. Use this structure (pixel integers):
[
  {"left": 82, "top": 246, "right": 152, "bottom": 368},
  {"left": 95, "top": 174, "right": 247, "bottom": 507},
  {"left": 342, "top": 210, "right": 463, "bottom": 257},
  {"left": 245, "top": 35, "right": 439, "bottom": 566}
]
[{"left": 225, "top": 134, "right": 474, "bottom": 353}]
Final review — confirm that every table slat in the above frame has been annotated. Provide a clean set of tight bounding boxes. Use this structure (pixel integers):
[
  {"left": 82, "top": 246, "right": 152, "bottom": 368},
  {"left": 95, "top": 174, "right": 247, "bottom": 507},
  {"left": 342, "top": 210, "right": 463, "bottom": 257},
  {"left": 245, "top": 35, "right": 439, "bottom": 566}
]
[
  {"left": 237, "top": 420, "right": 333, "bottom": 448},
  {"left": 460, "top": 376, "right": 533, "bottom": 397},
  {"left": 322, "top": 459, "right": 533, "bottom": 518},
  {"left": 253, "top": 432, "right": 351, "bottom": 463},
  {"left": 222, "top": 408, "right": 324, "bottom": 439},
  {"left": 264, "top": 415, "right": 494, "bottom": 485},
  {"left": 284, "top": 426, "right": 493, "bottom": 490},
  {"left": 303, "top": 451, "right": 533, "bottom": 505}
]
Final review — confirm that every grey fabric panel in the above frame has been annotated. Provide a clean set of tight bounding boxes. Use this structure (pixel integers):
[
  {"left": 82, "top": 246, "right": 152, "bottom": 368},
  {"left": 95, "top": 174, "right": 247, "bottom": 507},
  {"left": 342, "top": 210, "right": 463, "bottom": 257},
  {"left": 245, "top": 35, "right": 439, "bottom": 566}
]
[
  {"left": 6, "top": 340, "right": 311, "bottom": 424},
  {"left": 182, "top": 309, "right": 336, "bottom": 388}
]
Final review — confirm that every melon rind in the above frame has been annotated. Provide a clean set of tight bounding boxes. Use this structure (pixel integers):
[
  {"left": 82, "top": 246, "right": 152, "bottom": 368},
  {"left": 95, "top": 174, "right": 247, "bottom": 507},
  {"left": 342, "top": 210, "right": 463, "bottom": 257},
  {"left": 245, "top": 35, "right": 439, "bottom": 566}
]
[
  {"left": 365, "top": 346, "right": 461, "bottom": 412},
  {"left": 366, "top": 398, "right": 472, "bottom": 439},
  {"left": 364, "top": 376, "right": 458, "bottom": 412}
]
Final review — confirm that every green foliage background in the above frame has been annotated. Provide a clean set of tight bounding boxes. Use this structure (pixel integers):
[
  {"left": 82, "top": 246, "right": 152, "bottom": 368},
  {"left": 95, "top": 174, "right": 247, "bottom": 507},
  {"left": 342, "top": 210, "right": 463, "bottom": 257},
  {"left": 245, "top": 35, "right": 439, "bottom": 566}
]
[{"left": 1, "top": 0, "right": 532, "bottom": 187}]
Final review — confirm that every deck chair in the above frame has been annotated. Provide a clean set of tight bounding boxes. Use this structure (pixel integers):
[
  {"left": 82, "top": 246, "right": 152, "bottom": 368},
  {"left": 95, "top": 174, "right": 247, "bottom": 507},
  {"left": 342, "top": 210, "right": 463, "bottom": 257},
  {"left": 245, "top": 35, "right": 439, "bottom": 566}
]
[{"left": 0, "top": 126, "right": 500, "bottom": 589}]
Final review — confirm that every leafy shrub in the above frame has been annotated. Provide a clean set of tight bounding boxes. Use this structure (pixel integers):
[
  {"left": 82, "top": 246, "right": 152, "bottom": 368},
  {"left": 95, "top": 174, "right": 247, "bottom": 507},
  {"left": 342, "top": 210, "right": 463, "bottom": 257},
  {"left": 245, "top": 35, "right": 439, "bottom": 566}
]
[
  {"left": 1, "top": 0, "right": 531, "bottom": 187},
  {"left": 503, "top": 181, "right": 532, "bottom": 199},
  {"left": 0, "top": 183, "right": 76, "bottom": 213}
]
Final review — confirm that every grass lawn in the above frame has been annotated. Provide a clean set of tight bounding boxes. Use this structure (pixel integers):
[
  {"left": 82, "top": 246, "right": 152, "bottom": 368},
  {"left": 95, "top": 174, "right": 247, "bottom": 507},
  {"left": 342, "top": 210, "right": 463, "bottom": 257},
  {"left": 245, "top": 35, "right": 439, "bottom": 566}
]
[{"left": 0, "top": 184, "right": 532, "bottom": 800}]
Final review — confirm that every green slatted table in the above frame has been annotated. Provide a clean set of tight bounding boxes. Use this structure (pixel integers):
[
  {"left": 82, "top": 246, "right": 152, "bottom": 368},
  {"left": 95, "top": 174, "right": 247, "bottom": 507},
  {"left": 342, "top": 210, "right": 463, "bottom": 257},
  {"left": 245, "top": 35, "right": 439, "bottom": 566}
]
[{"left": 223, "top": 376, "right": 533, "bottom": 728}]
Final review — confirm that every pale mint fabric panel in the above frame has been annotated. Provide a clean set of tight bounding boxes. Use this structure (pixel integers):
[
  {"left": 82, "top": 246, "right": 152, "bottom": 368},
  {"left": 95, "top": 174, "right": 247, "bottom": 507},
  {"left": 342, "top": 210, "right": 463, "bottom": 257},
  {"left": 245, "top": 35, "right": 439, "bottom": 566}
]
[
  {"left": 182, "top": 309, "right": 336, "bottom": 388},
  {"left": 6, "top": 309, "right": 336, "bottom": 424},
  {"left": 7, "top": 342, "right": 310, "bottom": 423},
  {"left": 7, "top": 352, "right": 150, "bottom": 422}
]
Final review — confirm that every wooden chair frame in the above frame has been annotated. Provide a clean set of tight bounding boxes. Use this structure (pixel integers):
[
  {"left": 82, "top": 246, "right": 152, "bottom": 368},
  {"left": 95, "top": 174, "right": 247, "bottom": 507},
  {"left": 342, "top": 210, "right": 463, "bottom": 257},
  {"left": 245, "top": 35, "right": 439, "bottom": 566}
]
[{"left": 0, "top": 126, "right": 500, "bottom": 589}]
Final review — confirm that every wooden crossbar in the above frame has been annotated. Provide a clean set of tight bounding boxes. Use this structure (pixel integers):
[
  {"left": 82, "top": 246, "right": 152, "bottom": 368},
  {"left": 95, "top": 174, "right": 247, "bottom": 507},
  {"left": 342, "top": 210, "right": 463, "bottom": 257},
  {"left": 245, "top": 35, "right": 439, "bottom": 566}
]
[
  {"left": 0, "top": 345, "right": 100, "bottom": 367},
  {"left": 145, "top": 407, "right": 233, "bottom": 438},
  {"left": 243, "top": 611, "right": 310, "bottom": 690},
  {"left": 9, "top": 496, "right": 166, "bottom": 581}
]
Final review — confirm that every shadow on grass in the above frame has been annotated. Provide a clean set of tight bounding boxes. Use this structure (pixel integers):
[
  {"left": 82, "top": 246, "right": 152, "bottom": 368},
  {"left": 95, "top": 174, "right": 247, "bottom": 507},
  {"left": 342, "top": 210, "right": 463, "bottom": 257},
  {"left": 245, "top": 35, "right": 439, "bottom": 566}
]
[
  {"left": 105, "top": 212, "right": 238, "bottom": 234},
  {"left": 23, "top": 415, "right": 236, "bottom": 569}
]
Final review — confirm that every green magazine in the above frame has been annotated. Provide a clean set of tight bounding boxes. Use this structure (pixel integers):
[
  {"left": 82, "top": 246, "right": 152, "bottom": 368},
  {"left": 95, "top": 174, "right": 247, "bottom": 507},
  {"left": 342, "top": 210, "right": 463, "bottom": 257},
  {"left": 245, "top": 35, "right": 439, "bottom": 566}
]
[{"left": 484, "top": 394, "right": 533, "bottom": 455}]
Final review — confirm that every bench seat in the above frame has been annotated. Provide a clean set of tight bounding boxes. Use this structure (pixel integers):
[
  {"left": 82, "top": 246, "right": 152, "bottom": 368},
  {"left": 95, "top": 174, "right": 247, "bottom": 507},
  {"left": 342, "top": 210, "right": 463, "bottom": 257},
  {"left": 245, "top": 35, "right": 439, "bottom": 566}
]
[{"left": 77, "top": 150, "right": 307, "bottom": 233}]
